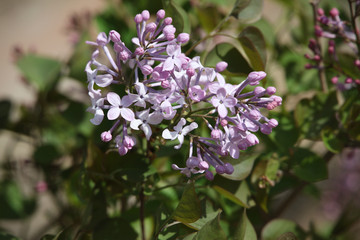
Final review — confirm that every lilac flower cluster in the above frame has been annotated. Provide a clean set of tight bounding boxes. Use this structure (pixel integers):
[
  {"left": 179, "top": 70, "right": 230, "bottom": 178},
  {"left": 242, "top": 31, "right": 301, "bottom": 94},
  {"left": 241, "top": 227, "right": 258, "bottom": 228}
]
[
  {"left": 85, "top": 9, "right": 282, "bottom": 179},
  {"left": 306, "top": 7, "right": 360, "bottom": 87}
]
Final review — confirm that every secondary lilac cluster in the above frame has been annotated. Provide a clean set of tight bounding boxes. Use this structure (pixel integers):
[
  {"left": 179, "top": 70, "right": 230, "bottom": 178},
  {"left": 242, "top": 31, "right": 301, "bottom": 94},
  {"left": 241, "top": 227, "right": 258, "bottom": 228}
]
[
  {"left": 85, "top": 9, "right": 282, "bottom": 179},
  {"left": 306, "top": 7, "right": 360, "bottom": 88}
]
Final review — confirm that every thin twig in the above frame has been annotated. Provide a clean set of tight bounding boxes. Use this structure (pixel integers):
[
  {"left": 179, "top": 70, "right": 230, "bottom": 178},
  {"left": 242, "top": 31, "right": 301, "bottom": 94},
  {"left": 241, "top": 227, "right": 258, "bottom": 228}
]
[
  {"left": 348, "top": 0, "right": 360, "bottom": 58},
  {"left": 140, "top": 186, "right": 146, "bottom": 240}
]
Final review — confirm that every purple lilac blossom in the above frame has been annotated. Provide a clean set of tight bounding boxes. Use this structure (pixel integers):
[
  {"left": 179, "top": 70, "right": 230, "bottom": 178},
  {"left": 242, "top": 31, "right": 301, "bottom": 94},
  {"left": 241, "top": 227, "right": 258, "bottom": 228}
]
[{"left": 85, "top": 9, "right": 282, "bottom": 179}]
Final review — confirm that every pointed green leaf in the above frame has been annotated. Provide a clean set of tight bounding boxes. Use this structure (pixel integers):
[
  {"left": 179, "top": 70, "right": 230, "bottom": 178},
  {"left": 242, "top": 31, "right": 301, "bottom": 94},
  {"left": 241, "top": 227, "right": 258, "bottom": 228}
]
[
  {"left": 234, "top": 209, "right": 257, "bottom": 240},
  {"left": 261, "top": 219, "right": 306, "bottom": 240},
  {"left": 231, "top": 0, "right": 264, "bottom": 23},
  {"left": 173, "top": 183, "right": 201, "bottom": 223},
  {"left": 17, "top": 54, "right": 61, "bottom": 92},
  {"left": 291, "top": 148, "right": 328, "bottom": 183},
  {"left": 321, "top": 127, "right": 343, "bottom": 153},
  {"left": 205, "top": 42, "right": 253, "bottom": 75},
  {"left": 221, "top": 154, "right": 258, "bottom": 181},
  {"left": 162, "top": 0, "right": 190, "bottom": 33},
  {"left": 192, "top": 212, "right": 227, "bottom": 240},
  {"left": 238, "top": 26, "right": 267, "bottom": 70},
  {"left": 213, "top": 185, "right": 248, "bottom": 207}
]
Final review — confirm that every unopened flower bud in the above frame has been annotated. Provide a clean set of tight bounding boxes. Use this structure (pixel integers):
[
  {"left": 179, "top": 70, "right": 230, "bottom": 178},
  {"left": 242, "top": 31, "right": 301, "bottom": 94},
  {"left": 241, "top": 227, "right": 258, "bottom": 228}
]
[
  {"left": 305, "top": 63, "right": 313, "bottom": 69},
  {"left": 313, "top": 55, "right": 321, "bottom": 61},
  {"left": 215, "top": 61, "right": 228, "bottom": 72},
  {"left": 123, "top": 136, "right": 136, "bottom": 149},
  {"left": 246, "top": 134, "right": 259, "bottom": 146},
  {"left": 205, "top": 170, "right": 214, "bottom": 180},
  {"left": 268, "top": 118, "right": 278, "bottom": 128},
  {"left": 186, "top": 157, "right": 200, "bottom": 168},
  {"left": 164, "top": 17, "right": 172, "bottom": 25},
  {"left": 199, "top": 161, "right": 209, "bottom": 170},
  {"left": 224, "top": 163, "right": 234, "bottom": 174},
  {"left": 118, "top": 145, "right": 128, "bottom": 156},
  {"left": 146, "top": 22, "right": 157, "bottom": 32},
  {"left": 248, "top": 71, "right": 266, "bottom": 85},
  {"left": 220, "top": 119, "right": 228, "bottom": 126},
  {"left": 331, "top": 76, "right": 339, "bottom": 84},
  {"left": 254, "top": 86, "right": 265, "bottom": 96},
  {"left": 317, "top": 8, "right": 324, "bottom": 16},
  {"left": 161, "top": 80, "right": 170, "bottom": 88},
  {"left": 186, "top": 68, "right": 195, "bottom": 77},
  {"left": 96, "top": 32, "right": 108, "bottom": 46},
  {"left": 141, "top": 65, "right": 153, "bottom": 75},
  {"left": 211, "top": 129, "right": 222, "bottom": 139},
  {"left": 266, "top": 86, "right": 276, "bottom": 95},
  {"left": 119, "top": 51, "right": 130, "bottom": 61},
  {"left": 355, "top": 59, "right": 360, "bottom": 68},
  {"left": 345, "top": 77, "right": 353, "bottom": 84},
  {"left": 134, "top": 14, "right": 143, "bottom": 24},
  {"left": 328, "top": 46, "right": 335, "bottom": 54},
  {"left": 177, "top": 33, "right": 189, "bottom": 44},
  {"left": 141, "top": 10, "right": 150, "bottom": 21},
  {"left": 329, "top": 8, "right": 339, "bottom": 18},
  {"left": 157, "top": 9, "right": 166, "bottom": 19},
  {"left": 355, "top": 79, "right": 360, "bottom": 85},
  {"left": 215, "top": 165, "right": 225, "bottom": 174},
  {"left": 135, "top": 47, "right": 145, "bottom": 55},
  {"left": 101, "top": 131, "right": 112, "bottom": 142},
  {"left": 109, "top": 30, "right": 121, "bottom": 42},
  {"left": 36, "top": 181, "right": 48, "bottom": 193},
  {"left": 315, "top": 25, "right": 322, "bottom": 37},
  {"left": 260, "top": 124, "right": 272, "bottom": 135}
]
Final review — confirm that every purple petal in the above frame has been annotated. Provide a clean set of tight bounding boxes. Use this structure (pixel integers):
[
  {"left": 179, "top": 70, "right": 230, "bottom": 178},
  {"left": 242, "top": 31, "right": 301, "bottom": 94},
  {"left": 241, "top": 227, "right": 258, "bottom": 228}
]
[
  {"left": 162, "top": 129, "right": 178, "bottom": 140},
  {"left": 122, "top": 95, "right": 134, "bottom": 107},
  {"left": 216, "top": 88, "right": 227, "bottom": 100},
  {"left": 162, "top": 58, "right": 174, "bottom": 71},
  {"left": 140, "top": 124, "right": 152, "bottom": 140},
  {"left": 107, "top": 92, "right": 121, "bottom": 107},
  {"left": 107, "top": 107, "right": 120, "bottom": 120},
  {"left": 224, "top": 96, "right": 237, "bottom": 107},
  {"left": 217, "top": 104, "right": 228, "bottom": 118},
  {"left": 130, "top": 119, "right": 143, "bottom": 130},
  {"left": 90, "top": 109, "right": 104, "bottom": 125},
  {"left": 120, "top": 108, "right": 135, "bottom": 121}
]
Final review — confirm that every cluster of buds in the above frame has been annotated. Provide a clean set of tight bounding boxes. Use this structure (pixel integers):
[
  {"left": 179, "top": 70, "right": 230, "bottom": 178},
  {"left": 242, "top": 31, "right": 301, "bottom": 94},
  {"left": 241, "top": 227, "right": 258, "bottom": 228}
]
[
  {"left": 85, "top": 9, "right": 282, "bottom": 179},
  {"left": 306, "top": 7, "right": 360, "bottom": 88}
]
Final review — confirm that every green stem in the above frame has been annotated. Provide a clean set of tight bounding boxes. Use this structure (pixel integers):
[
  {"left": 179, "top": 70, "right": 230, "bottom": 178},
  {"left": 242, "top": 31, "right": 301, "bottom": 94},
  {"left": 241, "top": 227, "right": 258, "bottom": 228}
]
[{"left": 348, "top": 0, "right": 360, "bottom": 58}]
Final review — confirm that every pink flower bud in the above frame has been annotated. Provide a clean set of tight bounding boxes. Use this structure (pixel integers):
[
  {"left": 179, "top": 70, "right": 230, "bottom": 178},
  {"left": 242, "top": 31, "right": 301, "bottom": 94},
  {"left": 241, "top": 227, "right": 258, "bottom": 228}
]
[
  {"left": 313, "top": 55, "right": 321, "bottom": 61},
  {"left": 246, "top": 134, "right": 259, "bottom": 146},
  {"left": 328, "top": 46, "right": 335, "bottom": 54},
  {"left": 134, "top": 14, "right": 143, "bottom": 24},
  {"left": 186, "top": 68, "right": 195, "bottom": 77},
  {"left": 119, "top": 51, "right": 130, "bottom": 61},
  {"left": 101, "top": 131, "right": 112, "bottom": 142},
  {"left": 260, "top": 124, "right": 272, "bottom": 135},
  {"left": 141, "top": 10, "right": 150, "bottom": 21},
  {"left": 331, "top": 76, "right": 339, "bottom": 84},
  {"left": 186, "top": 157, "right": 200, "bottom": 168},
  {"left": 161, "top": 80, "right": 170, "bottom": 88},
  {"left": 266, "top": 86, "right": 276, "bottom": 95},
  {"left": 141, "top": 65, "right": 153, "bottom": 75},
  {"left": 157, "top": 9, "right": 166, "bottom": 19},
  {"left": 254, "top": 86, "right": 265, "bottom": 96},
  {"left": 268, "top": 118, "right": 278, "bottom": 128},
  {"left": 123, "top": 136, "right": 136, "bottom": 149},
  {"left": 135, "top": 47, "right": 145, "bottom": 55},
  {"left": 317, "top": 8, "right": 324, "bottom": 16},
  {"left": 96, "top": 32, "right": 108, "bottom": 46},
  {"left": 355, "top": 59, "right": 360, "bottom": 68},
  {"left": 118, "top": 145, "right": 128, "bottom": 156},
  {"left": 211, "top": 129, "right": 222, "bottom": 139},
  {"left": 177, "top": 33, "right": 189, "bottom": 44},
  {"left": 330, "top": 8, "right": 339, "bottom": 18},
  {"left": 114, "top": 43, "right": 123, "bottom": 52},
  {"left": 109, "top": 30, "right": 121, "bottom": 42},
  {"left": 345, "top": 77, "right": 353, "bottom": 84},
  {"left": 164, "top": 17, "right": 172, "bottom": 25},
  {"left": 199, "top": 161, "right": 209, "bottom": 170},
  {"left": 36, "top": 181, "right": 48, "bottom": 193},
  {"left": 305, "top": 63, "right": 313, "bottom": 69},
  {"left": 355, "top": 79, "right": 360, "bottom": 85},
  {"left": 215, "top": 61, "right": 228, "bottom": 72},
  {"left": 248, "top": 71, "right": 266, "bottom": 85},
  {"left": 146, "top": 22, "right": 157, "bottom": 32},
  {"left": 220, "top": 119, "right": 228, "bottom": 126}
]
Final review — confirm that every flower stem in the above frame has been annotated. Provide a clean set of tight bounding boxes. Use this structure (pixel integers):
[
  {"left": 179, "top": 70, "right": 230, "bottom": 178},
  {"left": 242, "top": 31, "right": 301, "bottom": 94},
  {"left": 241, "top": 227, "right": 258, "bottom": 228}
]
[{"left": 348, "top": 0, "right": 360, "bottom": 58}]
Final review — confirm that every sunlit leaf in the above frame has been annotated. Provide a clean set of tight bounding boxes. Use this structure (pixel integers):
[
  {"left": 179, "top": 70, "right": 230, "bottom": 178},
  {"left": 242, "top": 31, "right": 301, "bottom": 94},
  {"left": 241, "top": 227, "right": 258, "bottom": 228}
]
[
  {"left": 234, "top": 209, "right": 257, "bottom": 240},
  {"left": 220, "top": 154, "right": 257, "bottom": 181},
  {"left": 192, "top": 212, "right": 227, "bottom": 240},
  {"left": 231, "top": 0, "right": 264, "bottom": 23},
  {"left": 321, "top": 127, "right": 344, "bottom": 153},
  {"left": 17, "top": 54, "right": 61, "bottom": 92},
  {"left": 162, "top": 0, "right": 190, "bottom": 33},
  {"left": 172, "top": 182, "right": 201, "bottom": 223},
  {"left": 261, "top": 219, "right": 306, "bottom": 240}
]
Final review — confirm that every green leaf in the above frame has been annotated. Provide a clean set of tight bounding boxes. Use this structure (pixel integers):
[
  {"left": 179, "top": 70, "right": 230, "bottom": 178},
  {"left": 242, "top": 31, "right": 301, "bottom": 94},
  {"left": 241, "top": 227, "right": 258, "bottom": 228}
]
[
  {"left": 277, "top": 232, "right": 298, "bottom": 240},
  {"left": 238, "top": 26, "right": 267, "bottom": 70},
  {"left": 261, "top": 219, "right": 306, "bottom": 240},
  {"left": 234, "top": 209, "right": 257, "bottom": 240},
  {"left": 221, "top": 154, "right": 257, "bottom": 181},
  {"left": 291, "top": 148, "right": 328, "bottom": 183},
  {"left": 162, "top": 0, "right": 190, "bottom": 33},
  {"left": 195, "top": 6, "right": 221, "bottom": 34},
  {"left": 294, "top": 91, "right": 337, "bottom": 140},
  {"left": 192, "top": 212, "right": 227, "bottom": 240},
  {"left": 212, "top": 185, "right": 248, "bottom": 207},
  {"left": 231, "top": 0, "right": 264, "bottom": 23},
  {"left": 187, "top": 209, "right": 222, "bottom": 231},
  {"left": 93, "top": 218, "right": 138, "bottom": 240},
  {"left": 172, "top": 183, "right": 201, "bottom": 223},
  {"left": 205, "top": 42, "right": 253, "bottom": 75},
  {"left": 321, "top": 127, "right": 344, "bottom": 153},
  {"left": 17, "top": 54, "right": 61, "bottom": 92}
]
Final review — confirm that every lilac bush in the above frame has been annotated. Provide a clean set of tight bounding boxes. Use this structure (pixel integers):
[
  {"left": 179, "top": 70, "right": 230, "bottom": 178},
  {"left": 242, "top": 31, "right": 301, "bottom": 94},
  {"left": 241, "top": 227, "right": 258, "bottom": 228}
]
[{"left": 85, "top": 9, "right": 282, "bottom": 180}]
